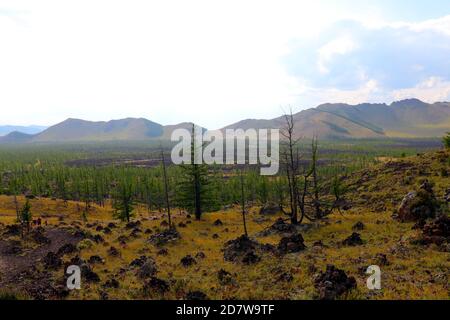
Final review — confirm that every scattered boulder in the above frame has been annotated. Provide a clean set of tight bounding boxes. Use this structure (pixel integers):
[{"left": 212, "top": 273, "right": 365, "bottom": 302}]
[
  {"left": 143, "top": 277, "right": 170, "bottom": 295},
  {"left": 212, "top": 233, "right": 219, "bottom": 239},
  {"left": 257, "top": 218, "right": 298, "bottom": 237},
  {"left": 88, "top": 255, "right": 104, "bottom": 264},
  {"left": 277, "top": 233, "right": 306, "bottom": 254},
  {"left": 352, "top": 221, "right": 365, "bottom": 231},
  {"left": 107, "top": 246, "right": 121, "bottom": 257},
  {"left": 160, "top": 220, "right": 169, "bottom": 227},
  {"left": 223, "top": 235, "right": 260, "bottom": 264},
  {"left": 57, "top": 243, "right": 77, "bottom": 256},
  {"left": 43, "top": 252, "right": 62, "bottom": 270},
  {"left": 1, "top": 240, "right": 22, "bottom": 255},
  {"left": 180, "top": 255, "right": 197, "bottom": 267},
  {"left": 178, "top": 222, "right": 187, "bottom": 228},
  {"left": 30, "top": 227, "right": 51, "bottom": 244},
  {"left": 102, "top": 227, "right": 112, "bottom": 234},
  {"left": 103, "top": 278, "right": 120, "bottom": 289},
  {"left": 81, "top": 264, "right": 100, "bottom": 283},
  {"left": 107, "top": 222, "right": 117, "bottom": 229},
  {"left": 129, "top": 255, "right": 149, "bottom": 268},
  {"left": 195, "top": 251, "right": 206, "bottom": 259},
  {"left": 374, "top": 253, "right": 389, "bottom": 266},
  {"left": 276, "top": 272, "right": 294, "bottom": 283},
  {"left": 419, "top": 215, "right": 450, "bottom": 246},
  {"left": 217, "top": 269, "right": 234, "bottom": 285},
  {"left": 342, "top": 233, "right": 363, "bottom": 246},
  {"left": 259, "top": 203, "right": 281, "bottom": 215},
  {"left": 157, "top": 248, "right": 169, "bottom": 256},
  {"left": 148, "top": 228, "right": 180, "bottom": 246},
  {"left": 136, "top": 259, "right": 158, "bottom": 279},
  {"left": 213, "top": 219, "right": 223, "bottom": 226},
  {"left": 125, "top": 221, "right": 141, "bottom": 229},
  {"left": 3, "top": 224, "right": 21, "bottom": 236},
  {"left": 185, "top": 291, "right": 209, "bottom": 300},
  {"left": 397, "top": 181, "right": 438, "bottom": 222},
  {"left": 242, "top": 251, "right": 261, "bottom": 265},
  {"left": 314, "top": 265, "right": 357, "bottom": 300}
]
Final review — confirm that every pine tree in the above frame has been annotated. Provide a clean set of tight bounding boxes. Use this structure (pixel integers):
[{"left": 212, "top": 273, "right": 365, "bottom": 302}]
[
  {"left": 21, "top": 199, "right": 32, "bottom": 234},
  {"left": 112, "top": 179, "right": 135, "bottom": 222},
  {"left": 176, "top": 124, "right": 214, "bottom": 220}
]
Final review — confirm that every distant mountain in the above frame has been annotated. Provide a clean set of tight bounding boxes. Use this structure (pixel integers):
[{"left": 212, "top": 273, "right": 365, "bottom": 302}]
[
  {"left": 222, "top": 99, "right": 450, "bottom": 139},
  {"left": 0, "top": 99, "right": 449, "bottom": 143},
  {"left": 0, "top": 125, "right": 47, "bottom": 136}
]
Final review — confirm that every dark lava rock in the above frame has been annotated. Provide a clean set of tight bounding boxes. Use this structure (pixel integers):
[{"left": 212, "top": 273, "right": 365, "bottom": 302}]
[
  {"left": 178, "top": 222, "right": 187, "bottom": 228},
  {"left": 375, "top": 253, "right": 389, "bottom": 266},
  {"left": 30, "top": 227, "right": 51, "bottom": 244},
  {"left": 342, "top": 233, "right": 363, "bottom": 246},
  {"left": 277, "top": 272, "right": 294, "bottom": 282},
  {"left": 157, "top": 248, "right": 169, "bottom": 256},
  {"left": 125, "top": 221, "right": 141, "bottom": 229},
  {"left": 212, "top": 233, "right": 219, "bottom": 239},
  {"left": 117, "top": 235, "right": 128, "bottom": 245},
  {"left": 144, "top": 228, "right": 153, "bottom": 234},
  {"left": 314, "top": 265, "right": 357, "bottom": 300},
  {"left": 397, "top": 180, "right": 438, "bottom": 222},
  {"left": 195, "top": 251, "right": 206, "bottom": 259},
  {"left": 88, "top": 255, "right": 104, "bottom": 264},
  {"left": 130, "top": 228, "right": 142, "bottom": 238},
  {"left": 95, "top": 226, "right": 104, "bottom": 232},
  {"left": 160, "top": 220, "right": 169, "bottom": 227},
  {"left": 242, "top": 251, "right": 261, "bottom": 265},
  {"left": 57, "top": 243, "right": 77, "bottom": 256},
  {"left": 185, "top": 291, "right": 209, "bottom": 300},
  {"left": 137, "top": 259, "right": 158, "bottom": 279},
  {"left": 92, "top": 234, "right": 104, "bottom": 243},
  {"left": 143, "top": 277, "right": 170, "bottom": 295},
  {"left": 107, "top": 246, "right": 121, "bottom": 257},
  {"left": 148, "top": 227, "right": 180, "bottom": 246},
  {"left": 107, "top": 222, "right": 117, "bottom": 229},
  {"left": 217, "top": 269, "right": 233, "bottom": 285},
  {"left": 277, "top": 233, "right": 306, "bottom": 254},
  {"left": 102, "top": 227, "right": 112, "bottom": 234},
  {"left": 81, "top": 264, "right": 100, "bottom": 283},
  {"left": 419, "top": 215, "right": 450, "bottom": 245},
  {"left": 103, "top": 278, "right": 120, "bottom": 289},
  {"left": 213, "top": 219, "right": 223, "bottom": 226},
  {"left": 257, "top": 218, "right": 298, "bottom": 236},
  {"left": 180, "top": 255, "right": 197, "bottom": 267},
  {"left": 259, "top": 203, "right": 281, "bottom": 215},
  {"left": 129, "top": 255, "right": 149, "bottom": 268},
  {"left": 3, "top": 224, "right": 21, "bottom": 236},
  {"left": 1, "top": 240, "right": 22, "bottom": 255},
  {"left": 223, "top": 235, "right": 263, "bottom": 264},
  {"left": 352, "top": 221, "right": 365, "bottom": 231},
  {"left": 43, "top": 252, "right": 63, "bottom": 270}
]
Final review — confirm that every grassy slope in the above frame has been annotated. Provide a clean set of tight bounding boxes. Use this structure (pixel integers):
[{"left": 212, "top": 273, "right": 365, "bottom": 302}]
[{"left": 0, "top": 150, "right": 448, "bottom": 300}]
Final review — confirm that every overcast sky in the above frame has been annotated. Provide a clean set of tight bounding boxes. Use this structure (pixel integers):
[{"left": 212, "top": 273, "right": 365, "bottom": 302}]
[{"left": 1, "top": 0, "right": 450, "bottom": 128}]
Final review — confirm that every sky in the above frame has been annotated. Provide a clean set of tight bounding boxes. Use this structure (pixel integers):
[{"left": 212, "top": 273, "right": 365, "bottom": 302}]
[{"left": 1, "top": 0, "right": 450, "bottom": 129}]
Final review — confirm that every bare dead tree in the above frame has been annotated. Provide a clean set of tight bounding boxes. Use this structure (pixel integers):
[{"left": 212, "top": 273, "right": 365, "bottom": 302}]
[
  {"left": 280, "top": 107, "right": 302, "bottom": 225},
  {"left": 160, "top": 145, "right": 173, "bottom": 229},
  {"left": 239, "top": 170, "right": 248, "bottom": 237}
]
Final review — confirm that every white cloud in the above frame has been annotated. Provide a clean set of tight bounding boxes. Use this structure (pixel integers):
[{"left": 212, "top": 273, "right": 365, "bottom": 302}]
[
  {"left": 317, "top": 36, "right": 357, "bottom": 74},
  {"left": 392, "top": 77, "right": 450, "bottom": 102}
]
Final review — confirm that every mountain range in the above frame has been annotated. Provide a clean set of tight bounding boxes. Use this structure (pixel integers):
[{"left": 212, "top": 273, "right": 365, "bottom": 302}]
[
  {"left": 1, "top": 99, "right": 449, "bottom": 143},
  {"left": 0, "top": 125, "right": 47, "bottom": 137}
]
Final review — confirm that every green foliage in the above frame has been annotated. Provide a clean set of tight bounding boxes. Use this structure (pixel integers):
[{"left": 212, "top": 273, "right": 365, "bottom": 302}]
[
  {"left": 112, "top": 179, "right": 135, "bottom": 222},
  {"left": 20, "top": 199, "right": 32, "bottom": 227},
  {"left": 443, "top": 132, "right": 450, "bottom": 149}
]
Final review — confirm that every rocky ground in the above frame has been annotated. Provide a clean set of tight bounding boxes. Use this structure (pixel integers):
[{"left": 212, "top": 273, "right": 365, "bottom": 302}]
[{"left": 0, "top": 150, "right": 449, "bottom": 300}]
